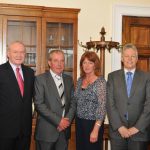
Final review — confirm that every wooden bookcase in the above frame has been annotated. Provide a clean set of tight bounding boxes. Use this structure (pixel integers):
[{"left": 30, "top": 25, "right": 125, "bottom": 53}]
[{"left": 0, "top": 3, "right": 80, "bottom": 150}]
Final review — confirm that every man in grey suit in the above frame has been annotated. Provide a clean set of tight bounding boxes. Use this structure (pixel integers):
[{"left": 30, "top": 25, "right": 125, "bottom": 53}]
[
  {"left": 34, "top": 50, "right": 76, "bottom": 150},
  {"left": 107, "top": 43, "right": 150, "bottom": 150}
]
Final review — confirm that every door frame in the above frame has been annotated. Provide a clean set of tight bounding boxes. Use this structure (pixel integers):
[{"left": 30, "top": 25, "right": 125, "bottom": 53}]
[{"left": 112, "top": 4, "right": 150, "bottom": 71}]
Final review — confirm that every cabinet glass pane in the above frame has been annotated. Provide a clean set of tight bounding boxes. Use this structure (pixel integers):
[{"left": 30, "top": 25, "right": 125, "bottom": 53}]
[
  {"left": 25, "top": 47, "right": 36, "bottom": 65},
  {"left": 46, "top": 22, "right": 73, "bottom": 76},
  {"left": 61, "top": 23, "right": 73, "bottom": 47},
  {"left": 7, "top": 21, "right": 37, "bottom": 70},
  {"left": 47, "top": 23, "right": 59, "bottom": 46}
]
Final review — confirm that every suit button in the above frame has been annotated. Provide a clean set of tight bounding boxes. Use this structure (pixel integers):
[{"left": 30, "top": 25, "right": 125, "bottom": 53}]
[{"left": 127, "top": 102, "right": 130, "bottom": 105}]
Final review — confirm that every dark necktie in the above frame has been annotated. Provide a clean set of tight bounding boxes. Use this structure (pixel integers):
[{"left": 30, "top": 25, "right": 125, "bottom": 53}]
[
  {"left": 55, "top": 75, "right": 65, "bottom": 107},
  {"left": 16, "top": 68, "right": 24, "bottom": 96},
  {"left": 126, "top": 72, "right": 133, "bottom": 97}
]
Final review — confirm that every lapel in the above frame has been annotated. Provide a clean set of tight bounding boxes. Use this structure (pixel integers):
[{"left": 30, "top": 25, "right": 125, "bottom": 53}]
[
  {"left": 22, "top": 64, "right": 28, "bottom": 98},
  {"left": 6, "top": 62, "right": 23, "bottom": 98},
  {"left": 46, "top": 72, "right": 62, "bottom": 105},
  {"left": 62, "top": 74, "right": 68, "bottom": 104},
  {"left": 118, "top": 69, "right": 128, "bottom": 98},
  {"left": 129, "top": 69, "right": 141, "bottom": 99}
]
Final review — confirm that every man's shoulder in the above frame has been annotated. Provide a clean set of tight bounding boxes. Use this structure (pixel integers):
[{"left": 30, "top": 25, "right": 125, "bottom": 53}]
[
  {"left": 22, "top": 64, "right": 34, "bottom": 72},
  {"left": 0, "top": 62, "right": 11, "bottom": 73},
  {"left": 136, "top": 69, "right": 150, "bottom": 78},
  {"left": 63, "top": 73, "right": 73, "bottom": 80},
  {"left": 136, "top": 69, "right": 147, "bottom": 74},
  {"left": 63, "top": 73, "right": 72, "bottom": 78},
  {"left": 108, "top": 69, "right": 122, "bottom": 76},
  {"left": 0, "top": 62, "right": 8, "bottom": 68},
  {"left": 36, "top": 71, "right": 49, "bottom": 79}
]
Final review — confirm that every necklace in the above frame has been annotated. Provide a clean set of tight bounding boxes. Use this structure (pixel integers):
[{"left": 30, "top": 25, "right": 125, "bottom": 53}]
[
  {"left": 83, "top": 77, "right": 93, "bottom": 86},
  {"left": 85, "top": 78, "right": 91, "bottom": 84},
  {"left": 82, "top": 75, "right": 98, "bottom": 88},
  {"left": 85, "top": 75, "right": 98, "bottom": 84}
]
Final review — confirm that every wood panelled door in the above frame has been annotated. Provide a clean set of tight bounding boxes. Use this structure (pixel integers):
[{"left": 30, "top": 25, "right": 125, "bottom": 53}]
[{"left": 122, "top": 16, "right": 150, "bottom": 72}]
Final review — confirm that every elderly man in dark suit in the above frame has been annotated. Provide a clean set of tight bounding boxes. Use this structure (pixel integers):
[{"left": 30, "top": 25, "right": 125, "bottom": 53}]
[
  {"left": 34, "top": 50, "right": 76, "bottom": 150},
  {"left": 0, "top": 41, "right": 34, "bottom": 150},
  {"left": 107, "top": 43, "right": 150, "bottom": 150}
]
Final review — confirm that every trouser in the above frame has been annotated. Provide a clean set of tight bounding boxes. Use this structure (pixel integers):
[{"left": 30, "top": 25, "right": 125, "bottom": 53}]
[
  {"left": 36, "top": 132, "right": 68, "bottom": 150},
  {"left": 0, "top": 135, "right": 31, "bottom": 150},
  {"left": 111, "top": 138, "right": 148, "bottom": 150}
]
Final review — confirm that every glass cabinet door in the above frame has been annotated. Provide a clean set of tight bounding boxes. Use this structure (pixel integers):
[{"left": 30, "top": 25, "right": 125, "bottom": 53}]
[
  {"left": 2, "top": 16, "right": 41, "bottom": 74},
  {"left": 46, "top": 22, "right": 73, "bottom": 76}
]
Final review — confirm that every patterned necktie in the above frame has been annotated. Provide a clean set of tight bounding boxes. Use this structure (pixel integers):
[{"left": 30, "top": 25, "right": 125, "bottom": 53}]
[
  {"left": 55, "top": 75, "right": 65, "bottom": 107},
  {"left": 16, "top": 68, "right": 24, "bottom": 96},
  {"left": 126, "top": 72, "right": 133, "bottom": 97}
]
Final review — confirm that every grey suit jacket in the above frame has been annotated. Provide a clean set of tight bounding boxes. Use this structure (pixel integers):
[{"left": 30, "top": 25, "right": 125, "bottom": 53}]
[
  {"left": 34, "top": 71, "right": 75, "bottom": 142},
  {"left": 107, "top": 69, "right": 150, "bottom": 141}
]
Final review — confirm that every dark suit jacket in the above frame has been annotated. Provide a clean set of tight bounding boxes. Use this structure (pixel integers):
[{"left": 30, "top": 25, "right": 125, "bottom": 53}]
[
  {"left": 34, "top": 71, "right": 76, "bottom": 142},
  {"left": 0, "top": 61, "right": 34, "bottom": 138},
  {"left": 107, "top": 69, "right": 150, "bottom": 141}
]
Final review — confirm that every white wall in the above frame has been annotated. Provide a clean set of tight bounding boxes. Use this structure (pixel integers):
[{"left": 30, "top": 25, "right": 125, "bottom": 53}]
[{"left": 0, "top": 0, "right": 150, "bottom": 78}]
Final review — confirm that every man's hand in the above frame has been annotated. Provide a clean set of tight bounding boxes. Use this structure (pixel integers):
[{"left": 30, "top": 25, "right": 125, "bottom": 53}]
[
  {"left": 57, "top": 118, "right": 70, "bottom": 132},
  {"left": 128, "top": 127, "right": 139, "bottom": 136},
  {"left": 118, "top": 126, "right": 130, "bottom": 138}
]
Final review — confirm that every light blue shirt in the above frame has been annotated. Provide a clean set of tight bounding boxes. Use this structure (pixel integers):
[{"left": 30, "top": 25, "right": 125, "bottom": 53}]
[{"left": 124, "top": 68, "right": 135, "bottom": 83}]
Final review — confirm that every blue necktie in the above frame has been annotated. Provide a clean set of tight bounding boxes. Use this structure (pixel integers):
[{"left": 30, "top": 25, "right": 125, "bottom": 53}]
[{"left": 126, "top": 72, "right": 133, "bottom": 97}]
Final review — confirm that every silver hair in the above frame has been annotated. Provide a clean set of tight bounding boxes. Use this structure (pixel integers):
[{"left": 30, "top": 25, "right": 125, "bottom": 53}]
[
  {"left": 121, "top": 43, "right": 138, "bottom": 58},
  {"left": 48, "top": 49, "right": 64, "bottom": 61}
]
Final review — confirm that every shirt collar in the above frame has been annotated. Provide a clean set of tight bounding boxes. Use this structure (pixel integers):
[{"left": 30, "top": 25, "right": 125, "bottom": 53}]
[
  {"left": 50, "top": 69, "right": 62, "bottom": 79},
  {"left": 9, "top": 61, "right": 21, "bottom": 71},
  {"left": 124, "top": 68, "right": 135, "bottom": 75}
]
